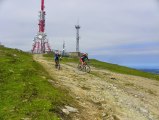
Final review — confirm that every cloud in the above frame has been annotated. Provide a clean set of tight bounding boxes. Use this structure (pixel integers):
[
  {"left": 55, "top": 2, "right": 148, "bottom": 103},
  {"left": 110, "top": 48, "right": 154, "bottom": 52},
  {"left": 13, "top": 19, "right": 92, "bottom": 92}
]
[
  {"left": 0, "top": 0, "right": 159, "bottom": 67},
  {"left": 90, "top": 41, "right": 159, "bottom": 56}
]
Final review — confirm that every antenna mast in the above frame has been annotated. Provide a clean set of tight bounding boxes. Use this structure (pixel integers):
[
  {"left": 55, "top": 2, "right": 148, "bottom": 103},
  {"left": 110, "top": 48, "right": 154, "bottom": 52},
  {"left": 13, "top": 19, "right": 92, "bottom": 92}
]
[
  {"left": 32, "top": 0, "right": 51, "bottom": 53},
  {"left": 75, "top": 24, "right": 80, "bottom": 52},
  {"left": 62, "top": 41, "right": 65, "bottom": 56}
]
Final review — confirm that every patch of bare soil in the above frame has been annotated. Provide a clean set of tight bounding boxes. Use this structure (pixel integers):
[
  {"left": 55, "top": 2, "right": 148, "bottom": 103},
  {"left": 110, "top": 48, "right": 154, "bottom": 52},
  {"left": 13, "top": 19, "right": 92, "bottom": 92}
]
[{"left": 34, "top": 54, "right": 159, "bottom": 120}]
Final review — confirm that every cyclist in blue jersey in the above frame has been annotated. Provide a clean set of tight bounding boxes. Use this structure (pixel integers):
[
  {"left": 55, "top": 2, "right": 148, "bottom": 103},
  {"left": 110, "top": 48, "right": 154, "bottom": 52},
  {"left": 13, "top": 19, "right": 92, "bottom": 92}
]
[{"left": 54, "top": 52, "right": 61, "bottom": 67}]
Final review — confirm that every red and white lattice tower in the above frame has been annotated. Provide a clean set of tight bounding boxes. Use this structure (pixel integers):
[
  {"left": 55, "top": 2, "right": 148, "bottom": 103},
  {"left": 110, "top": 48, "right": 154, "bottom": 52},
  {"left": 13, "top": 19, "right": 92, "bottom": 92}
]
[{"left": 32, "top": 0, "right": 51, "bottom": 53}]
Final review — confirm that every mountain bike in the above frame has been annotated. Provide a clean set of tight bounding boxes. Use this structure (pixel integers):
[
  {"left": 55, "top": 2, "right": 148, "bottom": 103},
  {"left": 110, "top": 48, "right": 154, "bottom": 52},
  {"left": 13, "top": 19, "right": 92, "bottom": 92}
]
[
  {"left": 55, "top": 60, "right": 61, "bottom": 70},
  {"left": 77, "top": 62, "right": 91, "bottom": 73}
]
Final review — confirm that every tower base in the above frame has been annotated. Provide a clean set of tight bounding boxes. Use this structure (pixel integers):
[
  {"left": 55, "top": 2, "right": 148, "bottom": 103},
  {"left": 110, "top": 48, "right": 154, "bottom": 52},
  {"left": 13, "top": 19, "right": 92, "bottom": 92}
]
[{"left": 32, "top": 32, "right": 51, "bottom": 54}]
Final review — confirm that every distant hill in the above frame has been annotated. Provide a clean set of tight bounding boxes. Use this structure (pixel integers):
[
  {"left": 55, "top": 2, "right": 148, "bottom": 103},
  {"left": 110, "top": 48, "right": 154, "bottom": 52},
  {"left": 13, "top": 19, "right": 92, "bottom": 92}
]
[{"left": 139, "top": 69, "right": 159, "bottom": 74}]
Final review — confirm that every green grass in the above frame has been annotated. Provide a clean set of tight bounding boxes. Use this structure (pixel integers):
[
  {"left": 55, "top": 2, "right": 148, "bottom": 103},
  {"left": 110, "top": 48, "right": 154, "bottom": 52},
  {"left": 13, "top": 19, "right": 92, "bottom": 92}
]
[
  {"left": 43, "top": 54, "right": 159, "bottom": 81},
  {"left": 0, "top": 46, "right": 72, "bottom": 120},
  {"left": 90, "top": 59, "right": 159, "bottom": 81}
]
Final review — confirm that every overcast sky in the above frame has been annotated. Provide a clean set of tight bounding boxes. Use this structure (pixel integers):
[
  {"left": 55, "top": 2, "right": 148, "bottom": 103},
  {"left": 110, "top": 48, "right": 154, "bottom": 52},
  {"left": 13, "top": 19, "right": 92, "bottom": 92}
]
[{"left": 0, "top": 0, "right": 159, "bottom": 68}]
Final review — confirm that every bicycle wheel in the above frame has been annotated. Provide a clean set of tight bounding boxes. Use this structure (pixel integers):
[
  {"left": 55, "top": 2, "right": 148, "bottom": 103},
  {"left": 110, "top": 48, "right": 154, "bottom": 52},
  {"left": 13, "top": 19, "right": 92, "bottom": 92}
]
[
  {"left": 77, "top": 64, "right": 82, "bottom": 71},
  {"left": 82, "top": 66, "right": 86, "bottom": 72},
  {"left": 57, "top": 64, "right": 61, "bottom": 70},
  {"left": 85, "top": 65, "right": 91, "bottom": 73},
  {"left": 55, "top": 64, "right": 58, "bottom": 69}
]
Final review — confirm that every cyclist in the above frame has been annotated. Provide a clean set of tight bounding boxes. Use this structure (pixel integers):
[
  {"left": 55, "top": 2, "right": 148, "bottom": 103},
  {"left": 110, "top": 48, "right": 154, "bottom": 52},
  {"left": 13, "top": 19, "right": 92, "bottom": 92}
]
[
  {"left": 54, "top": 52, "right": 61, "bottom": 67},
  {"left": 80, "top": 53, "right": 89, "bottom": 66}
]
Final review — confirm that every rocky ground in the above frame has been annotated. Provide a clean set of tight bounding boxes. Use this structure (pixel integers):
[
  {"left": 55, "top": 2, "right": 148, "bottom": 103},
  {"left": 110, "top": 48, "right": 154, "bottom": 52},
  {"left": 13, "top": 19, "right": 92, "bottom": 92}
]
[{"left": 34, "top": 54, "right": 159, "bottom": 120}]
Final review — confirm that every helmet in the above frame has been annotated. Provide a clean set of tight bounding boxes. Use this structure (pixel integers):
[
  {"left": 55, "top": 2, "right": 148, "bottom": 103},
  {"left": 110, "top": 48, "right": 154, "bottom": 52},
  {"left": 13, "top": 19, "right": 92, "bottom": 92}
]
[
  {"left": 55, "top": 51, "right": 59, "bottom": 55},
  {"left": 83, "top": 53, "right": 87, "bottom": 56}
]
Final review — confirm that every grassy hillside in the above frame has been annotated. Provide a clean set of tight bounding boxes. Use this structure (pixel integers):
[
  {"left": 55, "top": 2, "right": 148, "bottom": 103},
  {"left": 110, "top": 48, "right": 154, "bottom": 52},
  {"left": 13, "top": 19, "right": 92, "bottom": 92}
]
[
  {"left": 0, "top": 47, "right": 72, "bottom": 120},
  {"left": 90, "top": 59, "right": 159, "bottom": 81},
  {"left": 44, "top": 54, "right": 159, "bottom": 81}
]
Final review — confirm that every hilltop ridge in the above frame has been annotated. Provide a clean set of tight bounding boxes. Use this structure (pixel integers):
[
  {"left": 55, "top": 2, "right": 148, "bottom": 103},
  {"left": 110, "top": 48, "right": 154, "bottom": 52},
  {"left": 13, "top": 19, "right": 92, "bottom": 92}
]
[{"left": 1, "top": 46, "right": 159, "bottom": 120}]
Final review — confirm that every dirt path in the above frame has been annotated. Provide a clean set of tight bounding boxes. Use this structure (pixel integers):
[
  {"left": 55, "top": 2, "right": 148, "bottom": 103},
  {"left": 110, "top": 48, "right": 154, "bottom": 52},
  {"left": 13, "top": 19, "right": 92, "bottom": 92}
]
[{"left": 33, "top": 54, "right": 159, "bottom": 120}]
